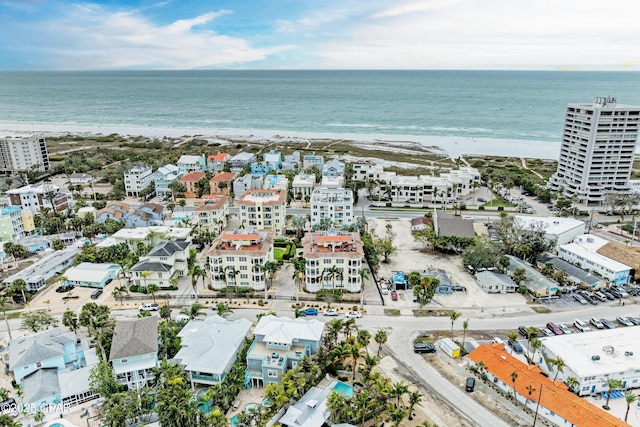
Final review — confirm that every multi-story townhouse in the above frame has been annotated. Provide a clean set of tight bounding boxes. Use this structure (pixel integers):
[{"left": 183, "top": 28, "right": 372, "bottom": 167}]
[
  {"left": 207, "top": 229, "right": 274, "bottom": 291},
  {"left": 228, "top": 152, "right": 257, "bottom": 173},
  {"left": 7, "top": 183, "right": 70, "bottom": 214},
  {"left": 109, "top": 317, "right": 158, "bottom": 390},
  {"left": 209, "top": 171, "right": 235, "bottom": 195},
  {"left": 124, "top": 165, "right": 154, "bottom": 198},
  {"left": 310, "top": 188, "right": 354, "bottom": 227},
  {"left": 193, "top": 195, "right": 229, "bottom": 235},
  {"left": 301, "top": 230, "right": 365, "bottom": 293},
  {"left": 292, "top": 173, "right": 315, "bottom": 199},
  {"left": 154, "top": 164, "right": 183, "bottom": 198},
  {"left": 302, "top": 155, "right": 324, "bottom": 171},
  {"left": 179, "top": 171, "right": 206, "bottom": 198},
  {"left": 237, "top": 189, "right": 287, "bottom": 235},
  {"left": 177, "top": 154, "right": 206, "bottom": 175},
  {"left": 207, "top": 152, "right": 230, "bottom": 173}
]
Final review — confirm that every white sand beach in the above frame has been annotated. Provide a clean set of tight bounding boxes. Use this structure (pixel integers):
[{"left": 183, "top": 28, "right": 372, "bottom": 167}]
[{"left": 0, "top": 122, "right": 563, "bottom": 160}]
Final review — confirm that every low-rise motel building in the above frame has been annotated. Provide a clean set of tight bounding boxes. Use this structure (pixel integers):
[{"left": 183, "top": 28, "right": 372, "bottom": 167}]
[
  {"left": 468, "top": 344, "right": 629, "bottom": 427},
  {"left": 207, "top": 229, "right": 274, "bottom": 291}
]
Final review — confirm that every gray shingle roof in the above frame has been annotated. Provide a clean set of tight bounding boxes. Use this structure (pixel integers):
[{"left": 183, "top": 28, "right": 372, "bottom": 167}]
[
  {"left": 147, "top": 240, "right": 190, "bottom": 258},
  {"left": 130, "top": 260, "right": 173, "bottom": 272},
  {"left": 436, "top": 216, "right": 475, "bottom": 238},
  {"left": 22, "top": 369, "right": 60, "bottom": 404},
  {"left": 109, "top": 317, "right": 159, "bottom": 361},
  {"left": 9, "top": 328, "right": 75, "bottom": 369}
]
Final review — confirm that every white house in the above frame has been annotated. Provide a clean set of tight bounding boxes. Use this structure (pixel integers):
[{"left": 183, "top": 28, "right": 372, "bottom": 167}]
[
  {"left": 124, "top": 165, "right": 154, "bottom": 198},
  {"left": 513, "top": 216, "right": 586, "bottom": 247},
  {"left": 292, "top": 174, "right": 316, "bottom": 199},
  {"left": 154, "top": 164, "right": 183, "bottom": 198},
  {"left": 173, "top": 315, "right": 251, "bottom": 389},
  {"left": 558, "top": 234, "right": 632, "bottom": 285},
  {"left": 63, "top": 262, "right": 120, "bottom": 288},
  {"left": 475, "top": 271, "right": 517, "bottom": 293}
]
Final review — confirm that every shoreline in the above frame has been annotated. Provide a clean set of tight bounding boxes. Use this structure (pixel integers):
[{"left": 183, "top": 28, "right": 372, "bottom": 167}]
[{"left": 0, "top": 122, "right": 562, "bottom": 160}]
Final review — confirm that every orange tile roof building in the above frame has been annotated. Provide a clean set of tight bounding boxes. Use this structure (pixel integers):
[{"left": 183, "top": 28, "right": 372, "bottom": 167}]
[
  {"left": 468, "top": 344, "right": 629, "bottom": 427},
  {"left": 206, "top": 230, "right": 274, "bottom": 291},
  {"left": 209, "top": 172, "right": 235, "bottom": 195},
  {"left": 193, "top": 195, "right": 229, "bottom": 234},
  {"left": 207, "top": 153, "right": 230, "bottom": 174},
  {"left": 301, "top": 230, "right": 365, "bottom": 293},
  {"left": 179, "top": 172, "right": 207, "bottom": 198},
  {"left": 237, "top": 189, "right": 287, "bottom": 236}
]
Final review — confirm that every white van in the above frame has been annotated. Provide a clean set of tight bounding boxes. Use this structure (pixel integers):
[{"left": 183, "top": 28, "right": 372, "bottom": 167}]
[{"left": 381, "top": 284, "right": 389, "bottom": 295}]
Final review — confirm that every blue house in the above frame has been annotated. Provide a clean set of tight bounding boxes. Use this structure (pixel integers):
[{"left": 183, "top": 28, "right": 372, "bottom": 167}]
[
  {"left": 245, "top": 316, "right": 324, "bottom": 388},
  {"left": 125, "top": 203, "right": 166, "bottom": 227},
  {"left": 251, "top": 162, "right": 274, "bottom": 177},
  {"left": 109, "top": 317, "right": 159, "bottom": 390},
  {"left": 177, "top": 154, "right": 206, "bottom": 175},
  {"left": 9, "top": 328, "right": 99, "bottom": 412},
  {"left": 96, "top": 201, "right": 129, "bottom": 224}
]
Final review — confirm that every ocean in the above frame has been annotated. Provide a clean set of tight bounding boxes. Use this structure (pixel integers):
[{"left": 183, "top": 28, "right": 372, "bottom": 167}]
[{"left": 0, "top": 70, "right": 639, "bottom": 156}]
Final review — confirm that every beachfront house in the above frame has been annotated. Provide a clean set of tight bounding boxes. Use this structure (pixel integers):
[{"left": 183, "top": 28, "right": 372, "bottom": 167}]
[
  {"left": 282, "top": 151, "right": 300, "bottom": 170},
  {"left": 207, "top": 153, "right": 230, "bottom": 174},
  {"left": 177, "top": 154, "right": 206, "bottom": 174},
  {"left": 303, "top": 155, "right": 324, "bottom": 171},
  {"left": 228, "top": 152, "right": 257, "bottom": 173},
  {"left": 292, "top": 174, "right": 315, "bottom": 199},
  {"left": 321, "top": 159, "right": 345, "bottom": 178},
  {"left": 275, "top": 379, "right": 352, "bottom": 427},
  {"left": 154, "top": 164, "right": 184, "bottom": 198},
  {"left": 174, "top": 315, "right": 251, "bottom": 389},
  {"left": 179, "top": 171, "right": 207, "bottom": 198},
  {"left": 245, "top": 315, "right": 324, "bottom": 388},
  {"left": 109, "top": 317, "right": 159, "bottom": 390}
]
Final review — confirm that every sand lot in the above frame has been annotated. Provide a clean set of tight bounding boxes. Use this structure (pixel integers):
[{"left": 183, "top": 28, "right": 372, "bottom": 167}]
[{"left": 369, "top": 218, "right": 532, "bottom": 316}]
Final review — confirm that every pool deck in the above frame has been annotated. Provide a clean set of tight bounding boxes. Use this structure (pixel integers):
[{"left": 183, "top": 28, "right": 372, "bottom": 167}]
[{"left": 226, "top": 386, "right": 266, "bottom": 418}]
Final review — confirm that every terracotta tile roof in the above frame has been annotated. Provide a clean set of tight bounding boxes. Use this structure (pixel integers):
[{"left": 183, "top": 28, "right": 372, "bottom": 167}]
[
  {"left": 223, "top": 233, "right": 261, "bottom": 241},
  {"left": 237, "top": 189, "right": 287, "bottom": 206},
  {"left": 97, "top": 207, "right": 124, "bottom": 219},
  {"left": 302, "top": 232, "right": 365, "bottom": 260},
  {"left": 314, "top": 235, "right": 352, "bottom": 243},
  {"left": 207, "top": 231, "right": 274, "bottom": 257},
  {"left": 195, "top": 195, "right": 228, "bottom": 210},
  {"left": 209, "top": 172, "right": 236, "bottom": 183},
  {"left": 208, "top": 153, "right": 229, "bottom": 162},
  {"left": 179, "top": 172, "right": 206, "bottom": 183},
  {"left": 468, "top": 344, "right": 629, "bottom": 427}
]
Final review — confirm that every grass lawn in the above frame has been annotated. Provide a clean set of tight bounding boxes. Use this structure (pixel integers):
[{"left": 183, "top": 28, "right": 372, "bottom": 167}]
[{"left": 274, "top": 248, "right": 287, "bottom": 261}]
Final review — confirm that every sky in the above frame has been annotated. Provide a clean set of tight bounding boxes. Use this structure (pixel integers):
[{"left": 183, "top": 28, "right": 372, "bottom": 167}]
[{"left": 0, "top": 0, "right": 638, "bottom": 71}]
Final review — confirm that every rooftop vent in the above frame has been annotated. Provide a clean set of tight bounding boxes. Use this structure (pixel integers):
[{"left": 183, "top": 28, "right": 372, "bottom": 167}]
[
  {"left": 591, "top": 355, "right": 601, "bottom": 361},
  {"left": 625, "top": 351, "right": 634, "bottom": 357},
  {"left": 603, "top": 345, "right": 615, "bottom": 355}
]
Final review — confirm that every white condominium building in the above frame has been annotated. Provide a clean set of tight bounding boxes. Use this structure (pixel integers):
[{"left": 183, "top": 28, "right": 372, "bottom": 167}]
[
  {"left": 301, "top": 230, "right": 365, "bottom": 293},
  {"left": 0, "top": 134, "right": 50, "bottom": 173},
  {"left": 388, "top": 168, "right": 480, "bottom": 205},
  {"left": 193, "top": 195, "right": 230, "bottom": 234},
  {"left": 237, "top": 189, "right": 287, "bottom": 236},
  {"left": 310, "top": 188, "right": 354, "bottom": 227},
  {"left": 7, "top": 184, "right": 70, "bottom": 214},
  {"left": 207, "top": 230, "right": 274, "bottom": 290},
  {"left": 124, "top": 165, "right": 154, "bottom": 198},
  {"left": 549, "top": 96, "right": 640, "bottom": 205}
]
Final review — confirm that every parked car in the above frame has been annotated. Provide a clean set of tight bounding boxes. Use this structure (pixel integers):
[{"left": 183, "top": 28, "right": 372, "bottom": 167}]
[
  {"left": 90, "top": 289, "right": 103, "bottom": 300},
  {"left": 477, "top": 197, "right": 487, "bottom": 202},
  {"left": 612, "top": 286, "right": 629, "bottom": 298},
  {"left": 603, "top": 291, "right": 616, "bottom": 300},
  {"left": 546, "top": 322, "right": 563, "bottom": 335},
  {"left": 465, "top": 377, "right": 476, "bottom": 392},
  {"left": 573, "top": 294, "right": 588, "bottom": 305},
  {"left": 301, "top": 307, "right": 318, "bottom": 316},
  {"left": 344, "top": 311, "right": 362, "bottom": 318},
  {"left": 391, "top": 290, "right": 398, "bottom": 301},
  {"left": 452, "top": 285, "right": 467, "bottom": 291},
  {"left": 380, "top": 284, "right": 389, "bottom": 295},
  {"left": 139, "top": 303, "right": 160, "bottom": 311},
  {"left": 539, "top": 327, "right": 555, "bottom": 337},
  {"left": 616, "top": 316, "right": 635, "bottom": 327},
  {"left": 600, "top": 318, "right": 616, "bottom": 329},
  {"left": 574, "top": 319, "right": 591, "bottom": 332},
  {"left": 323, "top": 308, "right": 339, "bottom": 316},
  {"left": 558, "top": 324, "right": 572, "bottom": 334},
  {"left": 414, "top": 343, "right": 436, "bottom": 354},
  {"left": 508, "top": 339, "right": 523, "bottom": 353},
  {"left": 609, "top": 288, "right": 623, "bottom": 299},
  {"left": 589, "top": 317, "right": 604, "bottom": 329},
  {"left": 56, "top": 284, "right": 75, "bottom": 293}
]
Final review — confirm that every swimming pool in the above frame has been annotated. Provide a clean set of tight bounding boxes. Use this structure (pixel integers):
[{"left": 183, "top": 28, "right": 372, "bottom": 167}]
[
  {"left": 48, "top": 424, "right": 64, "bottom": 427},
  {"left": 332, "top": 380, "right": 354, "bottom": 397},
  {"left": 230, "top": 402, "right": 260, "bottom": 426}
]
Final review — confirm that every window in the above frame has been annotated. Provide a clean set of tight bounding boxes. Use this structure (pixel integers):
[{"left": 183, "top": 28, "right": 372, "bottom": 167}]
[
  {"left": 239, "top": 257, "right": 247, "bottom": 262},
  {"left": 226, "top": 256, "right": 234, "bottom": 262},
  {"left": 268, "top": 370, "right": 278, "bottom": 378}
]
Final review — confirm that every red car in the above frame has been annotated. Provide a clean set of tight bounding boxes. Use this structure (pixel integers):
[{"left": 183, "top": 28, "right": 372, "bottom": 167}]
[
  {"left": 391, "top": 290, "right": 398, "bottom": 301},
  {"left": 546, "top": 322, "right": 563, "bottom": 335}
]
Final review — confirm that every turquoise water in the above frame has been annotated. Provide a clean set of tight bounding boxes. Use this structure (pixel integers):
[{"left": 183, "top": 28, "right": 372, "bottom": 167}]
[
  {"left": 1, "top": 71, "right": 639, "bottom": 144},
  {"left": 333, "top": 380, "right": 354, "bottom": 397},
  {"left": 230, "top": 402, "right": 260, "bottom": 427},
  {"left": 48, "top": 424, "right": 64, "bottom": 427}
]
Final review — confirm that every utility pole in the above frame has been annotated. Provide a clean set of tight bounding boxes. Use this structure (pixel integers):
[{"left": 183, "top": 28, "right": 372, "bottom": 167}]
[{"left": 632, "top": 216, "right": 638, "bottom": 247}]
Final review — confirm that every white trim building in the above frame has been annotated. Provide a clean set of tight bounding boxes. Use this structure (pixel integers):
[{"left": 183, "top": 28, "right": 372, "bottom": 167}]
[
  {"left": 549, "top": 97, "right": 640, "bottom": 205},
  {"left": 310, "top": 188, "right": 354, "bottom": 227},
  {"left": 124, "top": 165, "right": 154, "bottom": 198},
  {"left": 237, "top": 189, "right": 287, "bottom": 236},
  {"left": 513, "top": 215, "right": 586, "bottom": 247},
  {"left": 0, "top": 134, "right": 50, "bottom": 173},
  {"left": 557, "top": 234, "right": 631, "bottom": 285}
]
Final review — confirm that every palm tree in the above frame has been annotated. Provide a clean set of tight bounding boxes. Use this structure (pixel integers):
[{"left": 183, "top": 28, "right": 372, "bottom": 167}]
[
  {"left": 111, "top": 285, "right": 128, "bottom": 305},
  {"left": 507, "top": 331, "right": 518, "bottom": 354},
  {"left": 190, "top": 265, "right": 205, "bottom": 301},
  {"left": 225, "top": 266, "right": 240, "bottom": 296},
  {"left": 180, "top": 303, "right": 205, "bottom": 320},
  {"left": 358, "top": 267, "right": 369, "bottom": 307},
  {"left": 530, "top": 338, "right": 542, "bottom": 365},
  {"left": 624, "top": 391, "right": 638, "bottom": 422},
  {"left": 391, "top": 381, "right": 410, "bottom": 408},
  {"left": 140, "top": 271, "right": 151, "bottom": 289},
  {"left": 449, "top": 310, "right": 461, "bottom": 339},
  {"left": 524, "top": 384, "right": 536, "bottom": 408},
  {"left": 43, "top": 299, "right": 51, "bottom": 311},
  {"left": 325, "top": 319, "right": 344, "bottom": 350},
  {"left": 525, "top": 327, "right": 539, "bottom": 362},
  {"left": 511, "top": 371, "right": 519, "bottom": 406},
  {"left": 374, "top": 330, "right": 388, "bottom": 356},
  {"left": 0, "top": 297, "right": 13, "bottom": 340},
  {"left": 159, "top": 304, "right": 171, "bottom": 322},
  {"left": 408, "top": 390, "right": 423, "bottom": 420},
  {"left": 547, "top": 356, "right": 566, "bottom": 381},
  {"left": 357, "top": 329, "right": 371, "bottom": 354},
  {"left": 462, "top": 319, "right": 469, "bottom": 349},
  {"left": 343, "top": 318, "right": 357, "bottom": 340},
  {"left": 62, "top": 310, "right": 79, "bottom": 332},
  {"left": 215, "top": 302, "right": 233, "bottom": 317},
  {"left": 565, "top": 377, "right": 579, "bottom": 394},
  {"left": 11, "top": 278, "right": 27, "bottom": 305},
  {"left": 348, "top": 344, "right": 363, "bottom": 380},
  {"left": 604, "top": 378, "right": 623, "bottom": 410},
  {"left": 389, "top": 407, "right": 407, "bottom": 427},
  {"left": 146, "top": 284, "right": 159, "bottom": 304}
]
